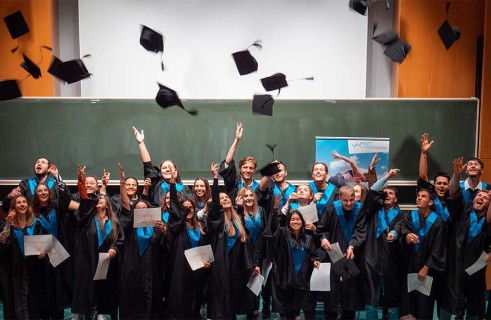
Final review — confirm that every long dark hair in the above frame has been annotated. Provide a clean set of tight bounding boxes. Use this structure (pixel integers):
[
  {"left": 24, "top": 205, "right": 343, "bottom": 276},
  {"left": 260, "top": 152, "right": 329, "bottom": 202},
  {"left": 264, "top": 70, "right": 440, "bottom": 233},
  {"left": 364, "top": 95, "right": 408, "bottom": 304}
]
[
  {"left": 193, "top": 177, "right": 211, "bottom": 206},
  {"left": 286, "top": 210, "right": 308, "bottom": 249},
  {"left": 32, "top": 183, "right": 56, "bottom": 215},
  {"left": 97, "top": 195, "right": 120, "bottom": 244}
]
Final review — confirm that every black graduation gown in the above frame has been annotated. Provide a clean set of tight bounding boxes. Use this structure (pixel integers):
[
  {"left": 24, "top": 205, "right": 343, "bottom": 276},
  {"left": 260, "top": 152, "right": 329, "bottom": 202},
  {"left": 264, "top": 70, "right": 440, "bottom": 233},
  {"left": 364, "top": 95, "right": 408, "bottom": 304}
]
[
  {"left": 358, "top": 190, "right": 405, "bottom": 308},
  {"left": 165, "top": 184, "right": 209, "bottom": 320},
  {"left": 0, "top": 219, "right": 43, "bottom": 320},
  {"left": 71, "top": 197, "right": 125, "bottom": 317},
  {"left": 316, "top": 202, "right": 367, "bottom": 312},
  {"left": 219, "top": 159, "right": 260, "bottom": 204},
  {"left": 118, "top": 206, "right": 167, "bottom": 320},
  {"left": 400, "top": 210, "right": 445, "bottom": 319},
  {"left": 442, "top": 192, "right": 489, "bottom": 317},
  {"left": 142, "top": 161, "right": 192, "bottom": 206}
]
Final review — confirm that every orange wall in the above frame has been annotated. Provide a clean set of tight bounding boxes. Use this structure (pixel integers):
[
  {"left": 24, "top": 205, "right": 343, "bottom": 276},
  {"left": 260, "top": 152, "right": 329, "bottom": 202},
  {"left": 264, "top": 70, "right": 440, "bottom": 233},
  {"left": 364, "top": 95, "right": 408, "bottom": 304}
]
[
  {"left": 480, "top": 0, "right": 491, "bottom": 184},
  {"left": 0, "top": 0, "right": 54, "bottom": 96}
]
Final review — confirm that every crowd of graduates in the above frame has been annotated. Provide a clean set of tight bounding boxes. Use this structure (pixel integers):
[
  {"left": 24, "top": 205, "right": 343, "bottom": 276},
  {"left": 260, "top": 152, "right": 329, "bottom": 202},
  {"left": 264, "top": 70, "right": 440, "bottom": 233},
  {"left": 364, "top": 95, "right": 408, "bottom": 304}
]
[{"left": 0, "top": 125, "right": 491, "bottom": 320}]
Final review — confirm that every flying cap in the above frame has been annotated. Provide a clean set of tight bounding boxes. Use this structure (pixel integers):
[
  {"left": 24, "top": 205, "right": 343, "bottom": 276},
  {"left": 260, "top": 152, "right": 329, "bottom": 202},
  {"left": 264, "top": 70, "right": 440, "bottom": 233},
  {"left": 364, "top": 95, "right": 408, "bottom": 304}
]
[
  {"left": 349, "top": 0, "right": 369, "bottom": 15},
  {"left": 21, "top": 54, "right": 41, "bottom": 79},
  {"left": 252, "top": 94, "right": 274, "bottom": 116},
  {"left": 261, "top": 73, "right": 288, "bottom": 92},
  {"left": 438, "top": 20, "right": 461, "bottom": 50},
  {"left": 259, "top": 162, "right": 282, "bottom": 177},
  {"left": 4, "top": 11, "right": 29, "bottom": 39},
  {"left": 372, "top": 31, "right": 411, "bottom": 63},
  {"left": 232, "top": 40, "right": 262, "bottom": 75},
  {"left": 155, "top": 83, "right": 197, "bottom": 115},
  {"left": 140, "top": 25, "right": 163, "bottom": 53},
  {"left": 48, "top": 56, "right": 91, "bottom": 84},
  {"left": 0, "top": 80, "right": 22, "bottom": 101}
]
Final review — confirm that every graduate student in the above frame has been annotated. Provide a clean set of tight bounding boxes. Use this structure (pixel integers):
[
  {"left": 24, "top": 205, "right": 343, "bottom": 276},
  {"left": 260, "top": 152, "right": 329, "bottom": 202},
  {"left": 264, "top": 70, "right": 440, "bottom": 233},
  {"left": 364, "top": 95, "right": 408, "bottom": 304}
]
[
  {"left": 219, "top": 122, "right": 259, "bottom": 203},
  {"left": 400, "top": 188, "right": 446, "bottom": 319},
  {"left": 133, "top": 126, "right": 192, "bottom": 206},
  {"left": 458, "top": 156, "right": 491, "bottom": 204},
  {"left": 440, "top": 157, "right": 491, "bottom": 320},
  {"left": 309, "top": 161, "right": 338, "bottom": 216},
  {"left": 110, "top": 176, "right": 142, "bottom": 214},
  {"left": 194, "top": 177, "right": 212, "bottom": 221},
  {"left": 317, "top": 186, "right": 366, "bottom": 320},
  {"left": 71, "top": 165, "right": 124, "bottom": 320},
  {"left": 281, "top": 184, "right": 317, "bottom": 234},
  {"left": 118, "top": 164, "right": 167, "bottom": 320}
]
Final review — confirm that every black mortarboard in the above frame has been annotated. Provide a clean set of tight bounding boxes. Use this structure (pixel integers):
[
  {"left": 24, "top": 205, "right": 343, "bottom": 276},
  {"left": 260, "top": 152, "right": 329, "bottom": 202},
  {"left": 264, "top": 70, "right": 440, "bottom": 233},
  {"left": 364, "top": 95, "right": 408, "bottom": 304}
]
[
  {"left": 252, "top": 94, "right": 274, "bottom": 116},
  {"left": 4, "top": 11, "right": 29, "bottom": 39},
  {"left": 0, "top": 80, "right": 22, "bottom": 101},
  {"left": 48, "top": 57, "right": 91, "bottom": 84},
  {"left": 261, "top": 73, "right": 288, "bottom": 92},
  {"left": 384, "top": 38, "right": 411, "bottom": 63},
  {"left": 438, "top": 20, "right": 461, "bottom": 50},
  {"left": 155, "top": 83, "right": 197, "bottom": 115},
  {"left": 372, "top": 30, "right": 398, "bottom": 45},
  {"left": 21, "top": 54, "right": 41, "bottom": 79},
  {"left": 232, "top": 40, "right": 262, "bottom": 76},
  {"left": 259, "top": 162, "right": 281, "bottom": 177},
  {"left": 140, "top": 25, "right": 163, "bottom": 53},
  {"left": 349, "top": 0, "right": 368, "bottom": 15},
  {"left": 331, "top": 257, "right": 360, "bottom": 282}
]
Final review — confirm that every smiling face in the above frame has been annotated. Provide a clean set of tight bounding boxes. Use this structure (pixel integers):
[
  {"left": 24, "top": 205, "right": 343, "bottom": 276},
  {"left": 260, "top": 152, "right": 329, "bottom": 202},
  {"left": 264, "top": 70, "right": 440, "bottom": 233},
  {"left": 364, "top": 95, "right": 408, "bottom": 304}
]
[
  {"left": 289, "top": 212, "right": 304, "bottom": 233},
  {"left": 34, "top": 158, "right": 49, "bottom": 177},
  {"left": 340, "top": 193, "right": 355, "bottom": 211},
  {"left": 383, "top": 187, "right": 398, "bottom": 208},
  {"left": 85, "top": 177, "right": 99, "bottom": 194},
  {"left": 194, "top": 179, "right": 207, "bottom": 198},
  {"left": 125, "top": 178, "right": 138, "bottom": 197},
  {"left": 434, "top": 176, "right": 449, "bottom": 198},
  {"left": 311, "top": 163, "right": 328, "bottom": 183},
  {"left": 35, "top": 184, "right": 50, "bottom": 204},
  {"left": 160, "top": 160, "right": 176, "bottom": 181},
  {"left": 273, "top": 163, "right": 287, "bottom": 183},
  {"left": 466, "top": 159, "right": 483, "bottom": 178},
  {"left": 183, "top": 200, "right": 195, "bottom": 220},
  {"left": 14, "top": 196, "right": 29, "bottom": 215},
  {"left": 240, "top": 161, "right": 255, "bottom": 181},
  {"left": 296, "top": 184, "right": 313, "bottom": 202},
  {"left": 242, "top": 189, "right": 256, "bottom": 210},
  {"left": 96, "top": 195, "right": 108, "bottom": 210},
  {"left": 219, "top": 192, "right": 232, "bottom": 209},
  {"left": 473, "top": 191, "right": 491, "bottom": 213}
]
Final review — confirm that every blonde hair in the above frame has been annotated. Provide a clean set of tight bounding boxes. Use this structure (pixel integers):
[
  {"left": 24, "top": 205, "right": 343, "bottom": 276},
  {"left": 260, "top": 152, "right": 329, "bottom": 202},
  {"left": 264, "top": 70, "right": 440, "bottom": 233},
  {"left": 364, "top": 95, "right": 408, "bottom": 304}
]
[
  {"left": 8, "top": 195, "right": 35, "bottom": 229},
  {"left": 238, "top": 186, "right": 259, "bottom": 219},
  {"left": 339, "top": 186, "right": 355, "bottom": 198},
  {"left": 221, "top": 192, "right": 247, "bottom": 243}
]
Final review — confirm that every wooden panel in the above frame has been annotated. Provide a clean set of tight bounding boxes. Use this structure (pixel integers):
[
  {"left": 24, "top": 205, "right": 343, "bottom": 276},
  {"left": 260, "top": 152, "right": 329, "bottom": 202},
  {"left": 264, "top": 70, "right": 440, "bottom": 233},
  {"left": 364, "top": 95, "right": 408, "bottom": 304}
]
[
  {"left": 397, "top": 0, "right": 485, "bottom": 98},
  {"left": 0, "top": 0, "right": 53, "bottom": 96},
  {"left": 480, "top": 1, "right": 491, "bottom": 160}
]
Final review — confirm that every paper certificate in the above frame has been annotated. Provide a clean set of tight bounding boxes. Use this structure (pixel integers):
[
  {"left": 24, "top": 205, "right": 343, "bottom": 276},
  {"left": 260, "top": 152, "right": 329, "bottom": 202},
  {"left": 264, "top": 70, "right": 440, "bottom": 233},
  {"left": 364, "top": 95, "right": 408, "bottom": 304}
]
[
  {"left": 47, "top": 238, "right": 70, "bottom": 268},
  {"left": 327, "top": 242, "right": 344, "bottom": 264},
  {"left": 94, "top": 253, "right": 111, "bottom": 280},
  {"left": 310, "top": 263, "right": 331, "bottom": 291},
  {"left": 24, "top": 235, "right": 53, "bottom": 256},
  {"left": 262, "top": 259, "right": 273, "bottom": 286},
  {"left": 184, "top": 245, "right": 214, "bottom": 271},
  {"left": 297, "top": 204, "right": 319, "bottom": 224},
  {"left": 465, "top": 251, "right": 489, "bottom": 275},
  {"left": 247, "top": 273, "right": 265, "bottom": 296},
  {"left": 407, "top": 273, "right": 433, "bottom": 296},
  {"left": 133, "top": 207, "right": 162, "bottom": 228}
]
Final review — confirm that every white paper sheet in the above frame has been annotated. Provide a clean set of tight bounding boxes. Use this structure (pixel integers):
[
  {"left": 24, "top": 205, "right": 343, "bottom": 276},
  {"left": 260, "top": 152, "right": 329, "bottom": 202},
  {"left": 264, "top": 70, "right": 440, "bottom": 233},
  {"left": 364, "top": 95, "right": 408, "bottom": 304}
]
[
  {"left": 327, "top": 242, "right": 344, "bottom": 264},
  {"left": 465, "top": 251, "right": 489, "bottom": 275},
  {"left": 297, "top": 204, "right": 319, "bottom": 224},
  {"left": 247, "top": 273, "right": 265, "bottom": 296},
  {"left": 94, "top": 253, "right": 111, "bottom": 280},
  {"left": 24, "top": 235, "right": 53, "bottom": 256},
  {"left": 184, "top": 245, "right": 214, "bottom": 271},
  {"left": 47, "top": 237, "right": 70, "bottom": 268},
  {"left": 262, "top": 259, "right": 273, "bottom": 286},
  {"left": 310, "top": 263, "right": 331, "bottom": 291},
  {"left": 407, "top": 273, "right": 433, "bottom": 296},
  {"left": 133, "top": 207, "right": 162, "bottom": 228}
]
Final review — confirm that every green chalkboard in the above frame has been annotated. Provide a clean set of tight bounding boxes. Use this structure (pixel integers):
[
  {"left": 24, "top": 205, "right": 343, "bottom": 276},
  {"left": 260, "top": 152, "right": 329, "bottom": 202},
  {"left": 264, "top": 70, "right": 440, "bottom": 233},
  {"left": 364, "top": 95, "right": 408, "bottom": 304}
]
[{"left": 0, "top": 98, "right": 479, "bottom": 182}]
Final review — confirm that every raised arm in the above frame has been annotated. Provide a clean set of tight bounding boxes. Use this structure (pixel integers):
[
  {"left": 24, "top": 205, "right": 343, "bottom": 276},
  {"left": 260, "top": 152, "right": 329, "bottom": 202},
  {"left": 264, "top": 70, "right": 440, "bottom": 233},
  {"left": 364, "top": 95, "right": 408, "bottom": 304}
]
[
  {"left": 371, "top": 169, "right": 400, "bottom": 191},
  {"left": 77, "top": 165, "right": 88, "bottom": 200},
  {"left": 332, "top": 150, "right": 364, "bottom": 180},
  {"left": 419, "top": 133, "right": 434, "bottom": 182},
  {"left": 225, "top": 122, "right": 243, "bottom": 165},
  {"left": 133, "top": 126, "right": 151, "bottom": 163},
  {"left": 211, "top": 162, "right": 220, "bottom": 204},
  {"left": 450, "top": 157, "right": 465, "bottom": 198},
  {"left": 118, "top": 163, "right": 130, "bottom": 211}
]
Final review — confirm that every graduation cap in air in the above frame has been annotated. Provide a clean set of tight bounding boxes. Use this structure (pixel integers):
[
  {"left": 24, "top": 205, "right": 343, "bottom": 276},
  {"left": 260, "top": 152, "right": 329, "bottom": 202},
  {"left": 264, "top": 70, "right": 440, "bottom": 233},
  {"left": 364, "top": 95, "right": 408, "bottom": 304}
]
[
  {"left": 252, "top": 94, "right": 274, "bottom": 116},
  {"left": 155, "top": 83, "right": 197, "bottom": 116},
  {"left": 4, "top": 11, "right": 29, "bottom": 39},
  {"left": 438, "top": 20, "right": 460, "bottom": 50},
  {"left": 21, "top": 54, "right": 41, "bottom": 79},
  {"left": 48, "top": 56, "right": 91, "bottom": 84},
  {"left": 0, "top": 80, "right": 22, "bottom": 102},
  {"left": 261, "top": 73, "right": 314, "bottom": 95},
  {"left": 373, "top": 30, "right": 411, "bottom": 63},
  {"left": 349, "top": 0, "right": 369, "bottom": 15},
  {"left": 140, "top": 25, "right": 166, "bottom": 70},
  {"left": 232, "top": 40, "right": 262, "bottom": 76},
  {"left": 259, "top": 162, "right": 282, "bottom": 177}
]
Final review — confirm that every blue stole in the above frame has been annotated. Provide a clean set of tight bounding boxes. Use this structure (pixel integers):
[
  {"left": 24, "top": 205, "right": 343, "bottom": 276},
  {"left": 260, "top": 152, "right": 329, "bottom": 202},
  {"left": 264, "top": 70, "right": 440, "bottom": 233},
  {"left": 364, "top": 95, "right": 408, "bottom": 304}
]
[
  {"left": 225, "top": 220, "right": 239, "bottom": 253},
  {"left": 467, "top": 210, "right": 486, "bottom": 245},
  {"left": 136, "top": 226, "right": 153, "bottom": 256},
  {"left": 273, "top": 183, "right": 296, "bottom": 208},
  {"left": 161, "top": 181, "right": 185, "bottom": 196},
  {"left": 244, "top": 211, "right": 262, "bottom": 245},
  {"left": 334, "top": 200, "right": 362, "bottom": 242},
  {"left": 411, "top": 210, "right": 438, "bottom": 251},
  {"left": 198, "top": 202, "right": 205, "bottom": 209},
  {"left": 376, "top": 207, "right": 400, "bottom": 238},
  {"left": 460, "top": 181, "right": 488, "bottom": 204},
  {"left": 12, "top": 218, "right": 37, "bottom": 256},
  {"left": 309, "top": 181, "right": 336, "bottom": 215},
  {"left": 288, "top": 237, "right": 307, "bottom": 275},
  {"left": 28, "top": 177, "right": 55, "bottom": 196},
  {"left": 94, "top": 218, "right": 113, "bottom": 248},
  {"left": 162, "top": 211, "right": 169, "bottom": 223},
  {"left": 187, "top": 225, "right": 201, "bottom": 248},
  {"left": 238, "top": 180, "right": 260, "bottom": 192},
  {"left": 290, "top": 203, "right": 299, "bottom": 210},
  {"left": 38, "top": 209, "right": 58, "bottom": 239},
  {"left": 433, "top": 197, "right": 450, "bottom": 222}
]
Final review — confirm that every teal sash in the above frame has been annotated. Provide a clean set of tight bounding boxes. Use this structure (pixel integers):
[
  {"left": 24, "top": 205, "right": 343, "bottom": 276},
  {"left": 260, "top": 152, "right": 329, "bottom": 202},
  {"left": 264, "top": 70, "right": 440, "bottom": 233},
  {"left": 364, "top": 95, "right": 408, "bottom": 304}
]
[
  {"left": 94, "top": 218, "right": 113, "bottom": 248},
  {"left": 225, "top": 220, "right": 239, "bottom": 253},
  {"left": 467, "top": 210, "right": 486, "bottom": 245},
  {"left": 161, "top": 181, "right": 185, "bottom": 196},
  {"left": 244, "top": 211, "right": 262, "bottom": 245},
  {"left": 376, "top": 207, "right": 400, "bottom": 238},
  {"left": 411, "top": 210, "right": 438, "bottom": 251},
  {"left": 309, "top": 181, "right": 336, "bottom": 215},
  {"left": 12, "top": 218, "right": 37, "bottom": 256},
  {"left": 187, "top": 225, "right": 201, "bottom": 248},
  {"left": 273, "top": 183, "right": 296, "bottom": 208},
  {"left": 136, "top": 226, "right": 153, "bottom": 256},
  {"left": 28, "top": 177, "right": 55, "bottom": 196},
  {"left": 433, "top": 197, "right": 450, "bottom": 222},
  {"left": 38, "top": 209, "right": 58, "bottom": 238},
  {"left": 238, "top": 180, "right": 259, "bottom": 192},
  {"left": 334, "top": 200, "right": 362, "bottom": 242}
]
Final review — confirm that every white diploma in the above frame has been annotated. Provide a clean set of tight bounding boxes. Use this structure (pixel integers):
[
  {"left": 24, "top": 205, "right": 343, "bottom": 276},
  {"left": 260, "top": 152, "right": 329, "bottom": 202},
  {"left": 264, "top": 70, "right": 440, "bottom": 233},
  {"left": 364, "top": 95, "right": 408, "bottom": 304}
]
[
  {"left": 465, "top": 251, "right": 489, "bottom": 275},
  {"left": 47, "top": 237, "right": 70, "bottom": 268},
  {"left": 184, "top": 245, "right": 214, "bottom": 271},
  {"left": 407, "top": 273, "right": 433, "bottom": 296},
  {"left": 24, "top": 235, "right": 53, "bottom": 256},
  {"left": 327, "top": 242, "right": 344, "bottom": 264},
  {"left": 310, "top": 263, "right": 331, "bottom": 291},
  {"left": 262, "top": 258, "right": 273, "bottom": 286},
  {"left": 133, "top": 207, "right": 162, "bottom": 228},
  {"left": 94, "top": 253, "right": 111, "bottom": 280},
  {"left": 247, "top": 272, "right": 265, "bottom": 296},
  {"left": 297, "top": 204, "right": 319, "bottom": 224}
]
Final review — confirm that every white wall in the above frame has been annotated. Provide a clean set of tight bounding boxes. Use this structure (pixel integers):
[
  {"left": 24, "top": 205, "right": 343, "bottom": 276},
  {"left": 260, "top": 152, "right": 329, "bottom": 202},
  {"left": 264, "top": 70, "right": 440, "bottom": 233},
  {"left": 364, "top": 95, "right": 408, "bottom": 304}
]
[{"left": 77, "top": 0, "right": 368, "bottom": 99}]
